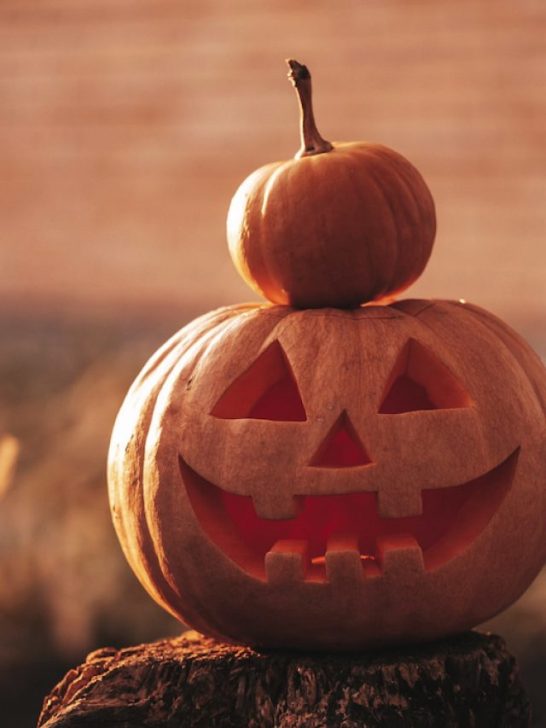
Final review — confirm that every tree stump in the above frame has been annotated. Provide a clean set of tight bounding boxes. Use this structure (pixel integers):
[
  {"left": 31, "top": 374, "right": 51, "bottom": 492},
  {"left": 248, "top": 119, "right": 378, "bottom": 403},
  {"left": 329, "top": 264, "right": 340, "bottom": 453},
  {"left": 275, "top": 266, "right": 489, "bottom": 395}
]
[{"left": 38, "top": 630, "right": 530, "bottom": 728}]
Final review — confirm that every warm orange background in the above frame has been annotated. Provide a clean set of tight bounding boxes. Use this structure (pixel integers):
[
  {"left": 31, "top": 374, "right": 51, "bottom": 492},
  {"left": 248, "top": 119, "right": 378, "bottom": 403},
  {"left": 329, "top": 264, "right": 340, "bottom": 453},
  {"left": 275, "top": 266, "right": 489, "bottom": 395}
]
[
  {"left": 0, "top": 1, "right": 544, "bottom": 725},
  {"left": 1, "top": 0, "right": 545, "bottom": 343}
]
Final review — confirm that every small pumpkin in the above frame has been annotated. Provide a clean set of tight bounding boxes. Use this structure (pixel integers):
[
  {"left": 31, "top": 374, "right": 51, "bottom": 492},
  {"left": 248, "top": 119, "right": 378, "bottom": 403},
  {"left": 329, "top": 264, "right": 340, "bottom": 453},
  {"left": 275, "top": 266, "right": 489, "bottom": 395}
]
[
  {"left": 227, "top": 61, "right": 436, "bottom": 309},
  {"left": 108, "top": 300, "right": 546, "bottom": 650}
]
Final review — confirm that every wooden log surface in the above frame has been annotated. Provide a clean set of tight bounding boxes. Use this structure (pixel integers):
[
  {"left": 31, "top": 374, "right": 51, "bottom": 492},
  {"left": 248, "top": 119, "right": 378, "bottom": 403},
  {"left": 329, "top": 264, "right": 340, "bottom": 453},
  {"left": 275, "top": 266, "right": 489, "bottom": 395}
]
[{"left": 38, "top": 630, "right": 530, "bottom": 728}]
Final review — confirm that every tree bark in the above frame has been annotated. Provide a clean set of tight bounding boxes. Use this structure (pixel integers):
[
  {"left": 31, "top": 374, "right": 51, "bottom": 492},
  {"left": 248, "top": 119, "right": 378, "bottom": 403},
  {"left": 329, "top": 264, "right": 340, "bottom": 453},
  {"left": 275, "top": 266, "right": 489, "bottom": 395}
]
[{"left": 38, "top": 630, "right": 530, "bottom": 728}]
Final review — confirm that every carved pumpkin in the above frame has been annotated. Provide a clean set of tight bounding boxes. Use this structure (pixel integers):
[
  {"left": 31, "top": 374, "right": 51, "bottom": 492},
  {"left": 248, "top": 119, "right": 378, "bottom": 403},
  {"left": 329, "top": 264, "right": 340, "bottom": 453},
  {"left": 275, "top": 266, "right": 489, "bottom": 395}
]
[
  {"left": 108, "top": 299, "right": 546, "bottom": 650},
  {"left": 227, "top": 61, "right": 436, "bottom": 309}
]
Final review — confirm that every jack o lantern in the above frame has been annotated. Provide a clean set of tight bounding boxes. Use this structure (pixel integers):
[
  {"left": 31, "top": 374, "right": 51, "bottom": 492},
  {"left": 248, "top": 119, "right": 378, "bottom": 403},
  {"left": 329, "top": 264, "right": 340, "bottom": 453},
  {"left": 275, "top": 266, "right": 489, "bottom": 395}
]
[
  {"left": 108, "top": 299, "right": 546, "bottom": 650},
  {"left": 227, "top": 60, "right": 436, "bottom": 309}
]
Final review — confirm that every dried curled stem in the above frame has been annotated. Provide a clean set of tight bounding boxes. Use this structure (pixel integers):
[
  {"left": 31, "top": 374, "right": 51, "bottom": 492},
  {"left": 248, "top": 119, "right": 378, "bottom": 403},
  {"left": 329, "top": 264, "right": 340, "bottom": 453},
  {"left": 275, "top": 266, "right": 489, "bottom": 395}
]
[{"left": 286, "top": 59, "right": 333, "bottom": 159}]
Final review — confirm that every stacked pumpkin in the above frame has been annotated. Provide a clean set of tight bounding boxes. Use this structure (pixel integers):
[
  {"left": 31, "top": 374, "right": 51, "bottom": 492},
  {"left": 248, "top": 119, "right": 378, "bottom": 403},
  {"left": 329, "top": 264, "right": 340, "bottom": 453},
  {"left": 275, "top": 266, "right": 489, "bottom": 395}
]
[{"left": 108, "top": 61, "right": 546, "bottom": 650}]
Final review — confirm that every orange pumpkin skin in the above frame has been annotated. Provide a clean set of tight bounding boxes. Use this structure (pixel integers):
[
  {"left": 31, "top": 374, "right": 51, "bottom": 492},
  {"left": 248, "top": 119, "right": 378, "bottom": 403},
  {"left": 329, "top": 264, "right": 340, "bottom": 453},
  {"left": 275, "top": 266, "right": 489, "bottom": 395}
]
[
  {"left": 228, "top": 143, "right": 436, "bottom": 309},
  {"left": 108, "top": 300, "right": 546, "bottom": 650}
]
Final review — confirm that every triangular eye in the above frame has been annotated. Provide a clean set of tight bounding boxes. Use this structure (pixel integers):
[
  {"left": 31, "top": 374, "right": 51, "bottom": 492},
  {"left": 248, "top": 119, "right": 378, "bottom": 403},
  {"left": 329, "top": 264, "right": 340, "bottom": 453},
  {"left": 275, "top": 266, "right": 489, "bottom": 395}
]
[
  {"left": 379, "top": 339, "right": 471, "bottom": 414},
  {"left": 310, "top": 411, "right": 371, "bottom": 467},
  {"left": 211, "top": 340, "right": 306, "bottom": 421}
]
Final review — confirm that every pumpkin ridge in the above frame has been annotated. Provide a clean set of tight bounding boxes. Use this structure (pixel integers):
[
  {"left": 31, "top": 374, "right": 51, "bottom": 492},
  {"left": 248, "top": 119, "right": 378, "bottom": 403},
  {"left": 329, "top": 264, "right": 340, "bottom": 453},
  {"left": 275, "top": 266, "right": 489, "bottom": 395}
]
[
  {"left": 351, "top": 148, "right": 406, "bottom": 300},
  {"left": 310, "top": 153, "right": 372, "bottom": 303},
  {"left": 111, "top": 307, "right": 261, "bottom": 633},
  {"left": 257, "top": 160, "right": 296, "bottom": 304},
  {"left": 244, "top": 182, "right": 275, "bottom": 303},
  {"left": 373, "top": 302, "right": 494, "bottom": 469},
  {"left": 391, "top": 299, "right": 438, "bottom": 318},
  {"left": 145, "top": 315, "right": 266, "bottom": 637},
  {"left": 403, "top": 300, "right": 541, "bottom": 462},
  {"left": 341, "top": 149, "right": 392, "bottom": 301},
  {"left": 108, "top": 329, "right": 187, "bottom": 577},
  {"left": 386, "top": 159, "right": 429, "bottom": 294},
  {"left": 372, "top": 146, "right": 435, "bottom": 291},
  {"left": 373, "top": 150, "right": 428, "bottom": 295},
  {"left": 147, "top": 311, "right": 304, "bottom": 637},
  {"left": 228, "top": 163, "right": 281, "bottom": 303},
  {"left": 187, "top": 307, "right": 295, "bottom": 418},
  {"left": 125, "top": 307, "right": 248, "bottom": 396},
  {"left": 109, "top": 308, "right": 236, "bottom": 551},
  {"left": 405, "top": 158, "right": 435, "bottom": 274},
  {"left": 446, "top": 301, "right": 546, "bottom": 418},
  {"left": 110, "top": 328, "right": 217, "bottom": 618},
  {"left": 401, "top": 164, "right": 429, "bottom": 286}
]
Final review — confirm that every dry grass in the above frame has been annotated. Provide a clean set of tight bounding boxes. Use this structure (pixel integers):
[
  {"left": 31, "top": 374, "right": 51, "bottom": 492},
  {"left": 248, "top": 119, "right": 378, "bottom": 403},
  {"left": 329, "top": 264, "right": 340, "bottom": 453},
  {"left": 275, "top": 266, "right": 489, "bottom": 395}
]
[{"left": 0, "top": 313, "right": 183, "bottom": 707}]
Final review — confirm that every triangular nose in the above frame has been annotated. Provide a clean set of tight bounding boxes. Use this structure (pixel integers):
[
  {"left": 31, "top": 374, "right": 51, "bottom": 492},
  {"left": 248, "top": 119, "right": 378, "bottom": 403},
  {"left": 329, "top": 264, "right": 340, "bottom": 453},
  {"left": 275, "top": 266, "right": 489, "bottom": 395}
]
[{"left": 310, "top": 411, "right": 372, "bottom": 468}]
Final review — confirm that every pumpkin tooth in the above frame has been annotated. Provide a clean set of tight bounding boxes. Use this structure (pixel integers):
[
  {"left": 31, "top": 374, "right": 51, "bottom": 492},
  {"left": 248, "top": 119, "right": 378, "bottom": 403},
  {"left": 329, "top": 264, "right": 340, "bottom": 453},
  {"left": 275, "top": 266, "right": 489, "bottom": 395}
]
[
  {"left": 375, "top": 534, "right": 424, "bottom": 578},
  {"left": 325, "top": 534, "right": 363, "bottom": 584},
  {"left": 265, "top": 540, "right": 309, "bottom": 584}
]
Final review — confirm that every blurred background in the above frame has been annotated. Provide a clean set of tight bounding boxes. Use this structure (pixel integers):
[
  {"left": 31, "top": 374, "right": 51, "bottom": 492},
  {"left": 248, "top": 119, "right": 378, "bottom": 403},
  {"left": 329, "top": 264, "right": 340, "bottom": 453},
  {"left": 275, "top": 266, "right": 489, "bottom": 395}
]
[{"left": 0, "top": 0, "right": 544, "bottom": 725}]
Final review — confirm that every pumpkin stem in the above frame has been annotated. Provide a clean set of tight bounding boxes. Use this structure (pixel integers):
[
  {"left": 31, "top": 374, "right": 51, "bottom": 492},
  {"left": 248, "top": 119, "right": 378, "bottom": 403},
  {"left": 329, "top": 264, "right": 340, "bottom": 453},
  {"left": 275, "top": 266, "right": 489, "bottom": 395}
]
[{"left": 286, "top": 59, "right": 334, "bottom": 159}]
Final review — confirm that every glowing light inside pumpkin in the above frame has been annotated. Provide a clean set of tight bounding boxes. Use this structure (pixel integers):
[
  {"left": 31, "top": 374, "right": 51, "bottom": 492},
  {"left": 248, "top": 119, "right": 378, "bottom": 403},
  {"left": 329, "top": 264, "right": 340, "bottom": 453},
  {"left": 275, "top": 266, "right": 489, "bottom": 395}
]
[
  {"left": 192, "top": 335, "right": 503, "bottom": 581},
  {"left": 181, "top": 450, "right": 517, "bottom": 581},
  {"left": 310, "top": 411, "right": 371, "bottom": 467},
  {"left": 379, "top": 338, "right": 471, "bottom": 413},
  {"left": 211, "top": 340, "right": 306, "bottom": 421}
]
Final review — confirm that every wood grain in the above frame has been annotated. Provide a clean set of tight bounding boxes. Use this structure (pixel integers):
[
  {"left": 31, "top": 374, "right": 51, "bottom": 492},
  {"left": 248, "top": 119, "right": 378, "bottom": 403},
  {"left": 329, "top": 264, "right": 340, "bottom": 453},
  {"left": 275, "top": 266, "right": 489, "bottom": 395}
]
[{"left": 38, "top": 629, "right": 531, "bottom": 728}]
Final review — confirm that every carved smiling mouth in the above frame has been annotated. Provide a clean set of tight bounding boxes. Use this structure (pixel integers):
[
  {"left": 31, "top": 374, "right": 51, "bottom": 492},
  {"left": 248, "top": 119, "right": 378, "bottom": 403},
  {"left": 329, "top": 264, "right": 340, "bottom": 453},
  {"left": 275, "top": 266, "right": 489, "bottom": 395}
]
[{"left": 180, "top": 450, "right": 518, "bottom": 582}]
